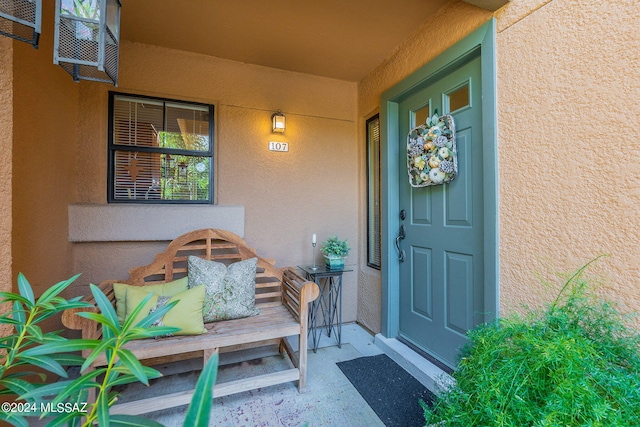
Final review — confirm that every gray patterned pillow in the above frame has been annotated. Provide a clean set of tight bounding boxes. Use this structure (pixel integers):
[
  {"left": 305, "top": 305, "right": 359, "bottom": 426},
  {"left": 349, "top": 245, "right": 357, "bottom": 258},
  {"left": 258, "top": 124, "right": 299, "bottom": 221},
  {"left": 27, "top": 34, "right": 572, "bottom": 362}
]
[{"left": 188, "top": 256, "right": 259, "bottom": 323}]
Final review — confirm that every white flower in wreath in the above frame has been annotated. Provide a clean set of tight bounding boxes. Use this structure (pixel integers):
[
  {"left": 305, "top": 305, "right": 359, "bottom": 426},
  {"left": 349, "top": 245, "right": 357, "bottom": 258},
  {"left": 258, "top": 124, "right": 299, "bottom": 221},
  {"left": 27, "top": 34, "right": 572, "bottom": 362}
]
[
  {"left": 438, "top": 147, "right": 450, "bottom": 159},
  {"left": 429, "top": 168, "right": 446, "bottom": 184},
  {"left": 414, "top": 156, "right": 426, "bottom": 170}
]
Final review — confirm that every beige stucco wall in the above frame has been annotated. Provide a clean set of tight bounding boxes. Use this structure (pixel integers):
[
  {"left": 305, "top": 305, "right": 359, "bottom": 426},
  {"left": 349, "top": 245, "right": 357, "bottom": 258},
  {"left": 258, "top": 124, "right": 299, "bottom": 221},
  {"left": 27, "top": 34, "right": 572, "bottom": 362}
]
[
  {"left": 8, "top": 7, "right": 358, "bottom": 328},
  {"left": 0, "top": 37, "right": 13, "bottom": 336},
  {"left": 72, "top": 42, "right": 360, "bottom": 323},
  {"left": 9, "top": 27, "right": 358, "bottom": 331},
  {"left": 357, "top": 0, "right": 640, "bottom": 334}
]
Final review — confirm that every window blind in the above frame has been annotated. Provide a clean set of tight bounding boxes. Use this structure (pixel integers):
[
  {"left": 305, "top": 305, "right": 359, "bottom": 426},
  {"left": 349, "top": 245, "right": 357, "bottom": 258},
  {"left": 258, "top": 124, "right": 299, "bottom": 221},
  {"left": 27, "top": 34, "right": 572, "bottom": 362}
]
[{"left": 367, "top": 115, "right": 381, "bottom": 269}]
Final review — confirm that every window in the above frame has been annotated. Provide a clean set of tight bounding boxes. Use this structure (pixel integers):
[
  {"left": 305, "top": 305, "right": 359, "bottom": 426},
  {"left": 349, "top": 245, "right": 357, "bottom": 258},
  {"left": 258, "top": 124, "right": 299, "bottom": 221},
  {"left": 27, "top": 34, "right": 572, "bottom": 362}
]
[
  {"left": 367, "top": 114, "right": 381, "bottom": 269},
  {"left": 108, "top": 93, "right": 214, "bottom": 203}
]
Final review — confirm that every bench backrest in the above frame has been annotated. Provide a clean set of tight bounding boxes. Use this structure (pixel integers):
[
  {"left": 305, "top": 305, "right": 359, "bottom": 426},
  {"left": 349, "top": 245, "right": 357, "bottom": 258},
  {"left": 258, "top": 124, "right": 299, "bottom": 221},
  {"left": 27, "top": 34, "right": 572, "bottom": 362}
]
[{"left": 123, "top": 229, "right": 285, "bottom": 308}]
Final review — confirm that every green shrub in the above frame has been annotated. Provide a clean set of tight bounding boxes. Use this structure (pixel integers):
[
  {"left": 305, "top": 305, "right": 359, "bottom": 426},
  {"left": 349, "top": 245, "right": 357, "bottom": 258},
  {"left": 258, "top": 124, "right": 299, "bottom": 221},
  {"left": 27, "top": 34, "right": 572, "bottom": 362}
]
[{"left": 423, "top": 258, "right": 640, "bottom": 426}]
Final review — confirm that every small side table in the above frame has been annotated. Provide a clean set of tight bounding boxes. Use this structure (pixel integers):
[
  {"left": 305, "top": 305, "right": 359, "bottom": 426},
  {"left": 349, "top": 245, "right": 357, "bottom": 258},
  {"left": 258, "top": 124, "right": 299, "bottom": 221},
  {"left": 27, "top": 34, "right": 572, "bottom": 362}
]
[{"left": 298, "top": 265, "right": 352, "bottom": 353}]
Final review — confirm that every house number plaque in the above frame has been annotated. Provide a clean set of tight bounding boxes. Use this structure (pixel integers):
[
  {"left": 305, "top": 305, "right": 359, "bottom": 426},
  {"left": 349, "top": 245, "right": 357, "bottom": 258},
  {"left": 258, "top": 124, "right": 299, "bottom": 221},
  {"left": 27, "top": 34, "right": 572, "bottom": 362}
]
[{"left": 268, "top": 141, "right": 289, "bottom": 152}]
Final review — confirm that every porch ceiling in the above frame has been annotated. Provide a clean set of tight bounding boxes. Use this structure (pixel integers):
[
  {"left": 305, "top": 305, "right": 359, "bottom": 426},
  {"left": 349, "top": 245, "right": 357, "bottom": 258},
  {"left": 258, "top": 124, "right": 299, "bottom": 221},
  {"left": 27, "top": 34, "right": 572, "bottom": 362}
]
[{"left": 120, "top": 0, "right": 449, "bottom": 82}]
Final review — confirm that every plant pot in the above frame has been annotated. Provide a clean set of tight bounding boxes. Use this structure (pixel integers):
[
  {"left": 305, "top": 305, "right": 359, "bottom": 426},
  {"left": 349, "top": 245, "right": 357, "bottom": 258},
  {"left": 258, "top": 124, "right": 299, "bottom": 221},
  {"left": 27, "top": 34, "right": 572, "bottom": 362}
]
[{"left": 323, "top": 255, "right": 345, "bottom": 269}]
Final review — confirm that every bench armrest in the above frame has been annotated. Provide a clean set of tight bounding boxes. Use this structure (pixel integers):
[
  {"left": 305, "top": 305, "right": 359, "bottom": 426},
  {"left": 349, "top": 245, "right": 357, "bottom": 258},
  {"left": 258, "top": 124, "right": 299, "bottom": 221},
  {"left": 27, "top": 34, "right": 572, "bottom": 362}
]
[
  {"left": 61, "top": 280, "right": 117, "bottom": 339},
  {"left": 281, "top": 268, "right": 319, "bottom": 323}
]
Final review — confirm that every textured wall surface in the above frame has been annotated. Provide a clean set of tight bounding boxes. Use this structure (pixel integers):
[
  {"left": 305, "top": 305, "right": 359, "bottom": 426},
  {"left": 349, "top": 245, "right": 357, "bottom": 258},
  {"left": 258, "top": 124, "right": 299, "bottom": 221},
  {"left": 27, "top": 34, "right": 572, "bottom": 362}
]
[
  {"left": 11, "top": 2, "right": 79, "bottom": 308},
  {"left": 68, "top": 205, "right": 245, "bottom": 241},
  {"left": 7, "top": 0, "right": 637, "bottom": 339},
  {"left": 0, "top": 37, "right": 13, "bottom": 336},
  {"left": 497, "top": 0, "right": 640, "bottom": 315},
  {"left": 73, "top": 42, "right": 360, "bottom": 322},
  {"left": 357, "top": 0, "right": 640, "bottom": 333}
]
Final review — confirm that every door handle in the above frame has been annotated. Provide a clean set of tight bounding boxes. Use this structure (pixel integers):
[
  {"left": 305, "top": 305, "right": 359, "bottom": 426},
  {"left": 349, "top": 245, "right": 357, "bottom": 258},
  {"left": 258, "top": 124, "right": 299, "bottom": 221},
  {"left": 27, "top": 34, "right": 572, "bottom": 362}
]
[{"left": 395, "top": 224, "right": 405, "bottom": 262}]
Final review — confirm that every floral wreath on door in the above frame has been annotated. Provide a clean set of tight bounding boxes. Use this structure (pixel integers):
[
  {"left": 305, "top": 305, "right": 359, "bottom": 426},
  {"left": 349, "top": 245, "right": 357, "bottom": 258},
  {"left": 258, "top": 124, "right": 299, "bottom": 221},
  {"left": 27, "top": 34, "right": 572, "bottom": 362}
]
[{"left": 406, "top": 113, "right": 457, "bottom": 187}]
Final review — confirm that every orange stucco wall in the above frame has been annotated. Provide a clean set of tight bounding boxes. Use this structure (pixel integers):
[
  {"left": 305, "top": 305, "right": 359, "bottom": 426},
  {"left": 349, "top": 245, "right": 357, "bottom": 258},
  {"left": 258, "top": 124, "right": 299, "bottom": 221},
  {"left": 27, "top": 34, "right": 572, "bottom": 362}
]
[
  {"left": 11, "top": 3, "right": 79, "bottom": 309},
  {"left": 357, "top": 0, "right": 640, "bottom": 333},
  {"left": 497, "top": 0, "right": 639, "bottom": 314},
  {"left": 0, "top": 37, "right": 13, "bottom": 336}
]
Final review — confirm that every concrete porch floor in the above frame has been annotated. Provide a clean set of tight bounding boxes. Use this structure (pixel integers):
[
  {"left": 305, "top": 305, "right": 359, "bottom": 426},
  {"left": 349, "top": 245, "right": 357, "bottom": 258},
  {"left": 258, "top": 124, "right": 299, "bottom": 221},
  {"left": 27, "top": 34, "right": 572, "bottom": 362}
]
[{"left": 113, "top": 323, "right": 450, "bottom": 427}]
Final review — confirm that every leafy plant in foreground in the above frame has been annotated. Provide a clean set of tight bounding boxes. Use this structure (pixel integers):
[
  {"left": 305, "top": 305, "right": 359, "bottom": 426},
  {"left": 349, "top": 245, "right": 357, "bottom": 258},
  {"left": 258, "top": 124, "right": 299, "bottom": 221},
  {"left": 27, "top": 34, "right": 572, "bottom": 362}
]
[
  {"left": 0, "top": 274, "right": 91, "bottom": 426},
  {"left": 0, "top": 274, "right": 218, "bottom": 427},
  {"left": 422, "top": 257, "right": 640, "bottom": 426}
]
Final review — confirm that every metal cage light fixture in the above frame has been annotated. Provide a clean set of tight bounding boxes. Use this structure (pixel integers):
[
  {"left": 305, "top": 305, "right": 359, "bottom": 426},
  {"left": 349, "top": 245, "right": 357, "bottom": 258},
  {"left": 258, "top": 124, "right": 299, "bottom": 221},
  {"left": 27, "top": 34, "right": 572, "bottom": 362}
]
[
  {"left": 54, "top": 0, "right": 121, "bottom": 86},
  {"left": 0, "top": 0, "right": 42, "bottom": 48},
  {"left": 272, "top": 110, "right": 286, "bottom": 133}
]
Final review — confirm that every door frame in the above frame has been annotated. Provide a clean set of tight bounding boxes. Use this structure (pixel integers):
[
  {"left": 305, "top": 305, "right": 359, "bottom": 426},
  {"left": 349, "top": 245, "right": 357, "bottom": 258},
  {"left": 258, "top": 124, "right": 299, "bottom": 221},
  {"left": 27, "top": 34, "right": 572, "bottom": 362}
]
[{"left": 380, "top": 19, "right": 499, "bottom": 339}]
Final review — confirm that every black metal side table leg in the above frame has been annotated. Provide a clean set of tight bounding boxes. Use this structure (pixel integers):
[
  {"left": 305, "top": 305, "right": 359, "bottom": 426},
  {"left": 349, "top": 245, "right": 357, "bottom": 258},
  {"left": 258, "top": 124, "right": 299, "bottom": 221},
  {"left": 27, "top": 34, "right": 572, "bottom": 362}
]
[
  {"left": 325, "top": 275, "right": 343, "bottom": 348},
  {"left": 307, "top": 298, "right": 321, "bottom": 353},
  {"left": 305, "top": 271, "right": 323, "bottom": 353}
]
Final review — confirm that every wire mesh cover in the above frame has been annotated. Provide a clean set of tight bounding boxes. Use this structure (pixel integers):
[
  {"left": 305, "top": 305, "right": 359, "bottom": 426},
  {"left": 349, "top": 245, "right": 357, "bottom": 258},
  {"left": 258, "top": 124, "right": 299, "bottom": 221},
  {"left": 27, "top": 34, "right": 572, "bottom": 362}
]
[
  {"left": 56, "top": 16, "right": 118, "bottom": 84},
  {"left": 54, "top": 0, "right": 120, "bottom": 85},
  {"left": 0, "top": 0, "right": 40, "bottom": 47}
]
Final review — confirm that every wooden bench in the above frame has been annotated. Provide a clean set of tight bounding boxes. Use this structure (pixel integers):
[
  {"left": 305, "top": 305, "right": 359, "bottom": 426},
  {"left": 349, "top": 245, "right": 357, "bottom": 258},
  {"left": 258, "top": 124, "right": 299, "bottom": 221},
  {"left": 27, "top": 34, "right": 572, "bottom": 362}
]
[{"left": 62, "top": 229, "right": 320, "bottom": 415}]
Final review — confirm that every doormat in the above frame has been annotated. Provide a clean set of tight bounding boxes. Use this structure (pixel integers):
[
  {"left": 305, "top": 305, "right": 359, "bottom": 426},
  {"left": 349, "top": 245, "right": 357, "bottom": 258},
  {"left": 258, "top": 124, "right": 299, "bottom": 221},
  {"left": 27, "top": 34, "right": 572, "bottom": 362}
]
[{"left": 336, "top": 354, "right": 435, "bottom": 427}]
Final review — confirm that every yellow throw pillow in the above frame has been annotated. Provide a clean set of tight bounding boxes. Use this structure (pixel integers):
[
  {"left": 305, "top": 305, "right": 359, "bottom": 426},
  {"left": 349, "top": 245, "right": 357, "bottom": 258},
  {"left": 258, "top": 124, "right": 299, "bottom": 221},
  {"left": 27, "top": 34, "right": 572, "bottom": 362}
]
[
  {"left": 125, "top": 285, "right": 206, "bottom": 336},
  {"left": 113, "top": 277, "right": 189, "bottom": 324}
]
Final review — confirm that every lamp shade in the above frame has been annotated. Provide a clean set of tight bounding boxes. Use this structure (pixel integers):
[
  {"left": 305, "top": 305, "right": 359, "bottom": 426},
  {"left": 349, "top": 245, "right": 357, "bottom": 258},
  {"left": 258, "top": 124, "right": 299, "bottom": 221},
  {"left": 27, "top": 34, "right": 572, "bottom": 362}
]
[
  {"left": 272, "top": 110, "right": 286, "bottom": 133},
  {"left": 54, "top": 0, "right": 121, "bottom": 85},
  {"left": 0, "top": 0, "right": 42, "bottom": 48}
]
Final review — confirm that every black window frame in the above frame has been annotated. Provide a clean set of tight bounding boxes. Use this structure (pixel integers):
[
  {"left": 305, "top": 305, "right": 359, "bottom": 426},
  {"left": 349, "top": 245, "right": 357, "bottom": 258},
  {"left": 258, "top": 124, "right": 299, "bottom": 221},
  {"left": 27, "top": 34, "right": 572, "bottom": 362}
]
[{"left": 107, "top": 91, "right": 215, "bottom": 204}]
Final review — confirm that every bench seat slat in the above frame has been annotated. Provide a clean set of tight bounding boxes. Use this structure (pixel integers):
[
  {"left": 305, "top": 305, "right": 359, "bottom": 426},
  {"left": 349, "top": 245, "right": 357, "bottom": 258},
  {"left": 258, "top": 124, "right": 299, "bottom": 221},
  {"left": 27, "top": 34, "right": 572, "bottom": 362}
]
[
  {"left": 93, "top": 303, "right": 300, "bottom": 365},
  {"left": 110, "top": 369, "right": 301, "bottom": 415}
]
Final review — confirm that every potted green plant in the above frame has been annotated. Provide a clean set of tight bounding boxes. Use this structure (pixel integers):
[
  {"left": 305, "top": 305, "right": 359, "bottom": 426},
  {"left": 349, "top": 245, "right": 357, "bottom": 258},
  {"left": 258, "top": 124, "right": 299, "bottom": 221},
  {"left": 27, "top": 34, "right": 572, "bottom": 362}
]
[{"left": 320, "top": 235, "right": 350, "bottom": 269}]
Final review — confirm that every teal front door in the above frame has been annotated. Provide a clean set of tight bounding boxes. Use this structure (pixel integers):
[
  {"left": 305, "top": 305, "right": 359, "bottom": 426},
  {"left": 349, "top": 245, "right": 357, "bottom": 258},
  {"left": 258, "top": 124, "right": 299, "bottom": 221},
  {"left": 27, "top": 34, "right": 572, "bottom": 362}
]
[{"left": 397, "top": 54, "right": 485, "bottom": 369}]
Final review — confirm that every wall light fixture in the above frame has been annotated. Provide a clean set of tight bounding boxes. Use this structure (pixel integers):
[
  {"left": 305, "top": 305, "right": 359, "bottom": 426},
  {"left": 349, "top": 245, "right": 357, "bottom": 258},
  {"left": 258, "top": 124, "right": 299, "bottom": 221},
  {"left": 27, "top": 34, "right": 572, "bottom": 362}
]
[
  {"left": 272, "top": 110, "right": 286, "bottom": 133},
  {"left": 54, "top": 0, "right": 121, "bottom": 86}
]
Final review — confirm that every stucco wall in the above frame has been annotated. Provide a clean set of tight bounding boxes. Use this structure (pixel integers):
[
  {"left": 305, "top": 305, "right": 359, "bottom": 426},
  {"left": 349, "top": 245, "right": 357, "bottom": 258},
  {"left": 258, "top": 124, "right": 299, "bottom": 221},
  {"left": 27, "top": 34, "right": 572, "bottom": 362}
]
[
  {"left": 11, "top": 1, "right": 79, "bottom": 312},
  {"left": 9, "top": 0, "right": 636, "bottom": 340},
  {"left": 73, "top": 42, "right": 360, "bottom": 323},
  {"left": 496, "top": 0, "right": 640, "bottom": 314},
  {"left": 357, "top": 0, "right": 640, "bottom": 333},
  {"left": 0, "top": 37, "right": 13, "bottom": 336}
]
